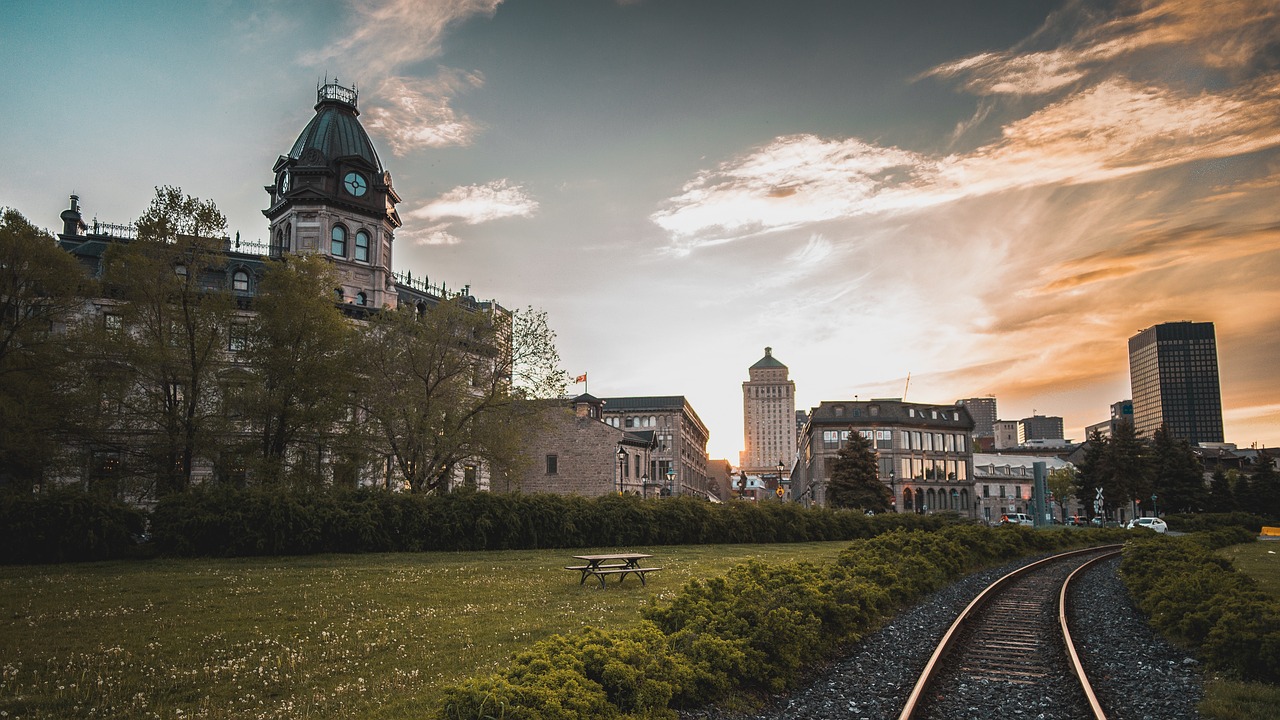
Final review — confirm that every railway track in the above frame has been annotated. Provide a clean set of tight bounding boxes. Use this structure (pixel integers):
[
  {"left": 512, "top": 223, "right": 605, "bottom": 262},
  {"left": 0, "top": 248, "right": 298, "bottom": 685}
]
[{"left": 898, "top": 545, "right": 1123, "bottom": 720}]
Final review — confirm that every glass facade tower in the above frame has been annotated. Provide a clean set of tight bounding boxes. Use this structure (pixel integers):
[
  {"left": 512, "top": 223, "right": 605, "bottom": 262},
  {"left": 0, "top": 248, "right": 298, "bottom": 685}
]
[{"left": 1127, "top": 321, "right": 1224, "bottom": 444}]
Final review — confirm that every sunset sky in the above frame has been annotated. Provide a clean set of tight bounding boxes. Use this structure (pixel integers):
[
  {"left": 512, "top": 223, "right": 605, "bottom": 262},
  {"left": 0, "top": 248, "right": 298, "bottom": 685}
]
[{"left": 4, "top": 0, "right": 1279, "bottom": 461}]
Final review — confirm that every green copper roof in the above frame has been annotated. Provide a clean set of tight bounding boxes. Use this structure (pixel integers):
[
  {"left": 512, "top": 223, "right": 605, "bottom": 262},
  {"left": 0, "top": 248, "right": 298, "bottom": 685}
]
[{"left": 751, "top": 347, "right": 787, "bottom": 369}]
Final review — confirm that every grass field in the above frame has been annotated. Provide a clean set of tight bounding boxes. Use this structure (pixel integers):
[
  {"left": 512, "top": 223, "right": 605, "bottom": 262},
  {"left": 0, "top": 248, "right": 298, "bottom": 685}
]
[{"left": 0, "top": 541, "right": 850, "bottom": 719}]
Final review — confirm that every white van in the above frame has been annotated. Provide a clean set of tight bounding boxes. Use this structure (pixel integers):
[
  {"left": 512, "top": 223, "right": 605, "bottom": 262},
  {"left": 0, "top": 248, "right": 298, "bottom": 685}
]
[{"left": 1000, "top": 513, "right": 1033, "bottom": 526}]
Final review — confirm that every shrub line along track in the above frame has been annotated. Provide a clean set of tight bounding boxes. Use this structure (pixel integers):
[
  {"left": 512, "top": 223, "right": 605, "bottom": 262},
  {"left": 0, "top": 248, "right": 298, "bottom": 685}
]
[{"left": 897, "top": 545, "right": 1124, "bottom": 720}]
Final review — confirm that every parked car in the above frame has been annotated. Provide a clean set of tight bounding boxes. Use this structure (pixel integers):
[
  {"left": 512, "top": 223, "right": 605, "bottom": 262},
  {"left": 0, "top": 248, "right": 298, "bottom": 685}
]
[
  {"left": 1000, "top": 513, "right": 1034, "bottom": 526},
  {"left": 1126, "top": 517, "right": 1168, "bottom": 533},
  {"left": 1067, "top": 516, "right": 1089, "bottom": 527}
]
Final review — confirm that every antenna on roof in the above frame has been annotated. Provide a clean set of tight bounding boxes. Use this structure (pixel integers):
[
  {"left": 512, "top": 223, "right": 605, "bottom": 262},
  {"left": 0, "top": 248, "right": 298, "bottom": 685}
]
[{"left": 903, "top": 372, "right": 911, "bottom": 401}]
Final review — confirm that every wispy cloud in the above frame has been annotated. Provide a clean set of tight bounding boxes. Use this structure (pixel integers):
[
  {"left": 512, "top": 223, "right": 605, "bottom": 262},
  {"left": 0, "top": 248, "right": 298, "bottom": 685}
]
[
  {"left": 411, "top": 179, "right": 539, "bottom": 224},
  {"left": 923, "top": 0, "right": 1280, "bottom": 96},
  {"left": 303, "top": 0, "right": 502, "bottom": 152},
  {"left": 653, "top": 78, "right": 1280, "bottom": 250}
]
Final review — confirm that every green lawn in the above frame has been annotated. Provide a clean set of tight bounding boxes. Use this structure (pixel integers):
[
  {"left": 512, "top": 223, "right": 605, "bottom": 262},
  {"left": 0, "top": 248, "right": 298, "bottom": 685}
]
[
  {"left": 0, "top": 542, "right": 850, "bottom": 719},
  {"left": 1218, "top": 539, "right": 1280, "bottom": 598}
]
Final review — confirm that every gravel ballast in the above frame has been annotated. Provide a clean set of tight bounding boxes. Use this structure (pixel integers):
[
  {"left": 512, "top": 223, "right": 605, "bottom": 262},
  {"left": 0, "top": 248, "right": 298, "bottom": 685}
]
[{"left": 682, "top": 551, "right": 1205, "bottom": 720}]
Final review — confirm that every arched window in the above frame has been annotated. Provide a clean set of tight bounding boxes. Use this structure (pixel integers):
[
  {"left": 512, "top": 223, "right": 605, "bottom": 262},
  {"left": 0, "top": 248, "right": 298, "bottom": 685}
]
[
  {"left": 334, "top": 287, "right": 344, "bottom": 302},
  {"left": 416, "top": 302, "right": 427, "bottom": 316},
  {"left": 331, "top": 225, "right": 347, "bottom": 257},
  {"left": 232, "top": 269, "right": 250, "bottom": 292},
  {"left": 355, "top": 292, "right": 367, "bottom": 306},
  {"left": 354, "top": 230, "right": 370, "bottom": 262}
]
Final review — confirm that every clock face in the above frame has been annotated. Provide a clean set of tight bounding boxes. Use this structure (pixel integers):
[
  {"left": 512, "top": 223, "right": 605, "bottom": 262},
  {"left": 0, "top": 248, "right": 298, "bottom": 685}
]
[
  {"left": 278, "top": 172, "right": 289, "bottom": 193},
  {"left": 343, "top": 172, "right": 367, "bottom": 197}
]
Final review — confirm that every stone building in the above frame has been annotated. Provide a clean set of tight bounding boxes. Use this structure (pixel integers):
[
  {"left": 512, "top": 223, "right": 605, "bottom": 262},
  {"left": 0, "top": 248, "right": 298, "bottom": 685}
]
[
  {"left": 740, "top": 347, "right": 797, "bottom": 479},
  {"left": 497, "top": 395, "right": 656, "bottom": 497},
  {"left": 599, "top": 396, "right": 710, "bottom": 498},
  {"left": 793, "top": 399, "right": 975, "bottom": 514}
]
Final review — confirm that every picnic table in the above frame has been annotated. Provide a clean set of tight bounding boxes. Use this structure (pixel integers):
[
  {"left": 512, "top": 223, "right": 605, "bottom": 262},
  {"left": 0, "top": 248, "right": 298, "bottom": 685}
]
[{"left": 565, "top": 552, "right": 661, "bottom": 588}]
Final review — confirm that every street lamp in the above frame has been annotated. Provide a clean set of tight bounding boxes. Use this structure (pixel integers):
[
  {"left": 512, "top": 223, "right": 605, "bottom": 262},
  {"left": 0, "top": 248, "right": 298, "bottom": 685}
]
[
  {"left": 616, "top": 445, "right": 627, "bottom": 495},
  {"left": 777, "top": 460, "right": 785, "bottom": 500},
  {"left": 666, "top": 466, "right": 676, "bottom": 496}
]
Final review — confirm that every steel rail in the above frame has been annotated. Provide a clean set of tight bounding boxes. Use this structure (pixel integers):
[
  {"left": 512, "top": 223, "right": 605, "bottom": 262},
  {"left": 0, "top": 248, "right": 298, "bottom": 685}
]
[
  {"left": 1060, "top": 548, "right": 1123, "bottom": 720},
  {"left": 897, "top": 544, "right": 1124, "bottom": 720}
]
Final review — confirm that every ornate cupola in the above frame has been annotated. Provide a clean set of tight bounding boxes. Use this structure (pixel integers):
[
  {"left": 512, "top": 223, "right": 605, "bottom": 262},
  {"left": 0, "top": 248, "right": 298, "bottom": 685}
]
[{"left": 265, "top": 79, "right": 402, "bottom": 310}]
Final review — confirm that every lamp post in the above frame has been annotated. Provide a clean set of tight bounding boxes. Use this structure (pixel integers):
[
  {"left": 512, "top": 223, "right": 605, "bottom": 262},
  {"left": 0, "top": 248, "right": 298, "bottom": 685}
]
[
  {"left": 777, "top": 460, "right": 785, "bottom": 500},
  {"left": 666, "top": 466, "right": 675, "bottom": 496},
  {"left": 616, "top": 445, "right": 626, "bottom": 495},
  {"left": 889, "top": 468, "right": 897, "bottom": 512}
]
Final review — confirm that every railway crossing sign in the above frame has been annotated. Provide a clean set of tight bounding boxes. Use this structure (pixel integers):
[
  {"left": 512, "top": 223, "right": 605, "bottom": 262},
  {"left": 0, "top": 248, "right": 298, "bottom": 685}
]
[{"left": 1094, "top": 487, "right": 1104, "bottom": 514}]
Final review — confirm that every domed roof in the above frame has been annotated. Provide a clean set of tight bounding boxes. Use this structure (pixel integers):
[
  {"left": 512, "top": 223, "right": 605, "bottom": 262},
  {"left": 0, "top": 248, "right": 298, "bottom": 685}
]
[{"left": 287, "top": 82, "right": 383, "bottom": 173}]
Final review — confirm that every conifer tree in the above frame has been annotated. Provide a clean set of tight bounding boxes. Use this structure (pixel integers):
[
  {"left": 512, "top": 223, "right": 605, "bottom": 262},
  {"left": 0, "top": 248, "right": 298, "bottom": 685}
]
[{"left": 826, "top": 430, "right": 890, "bottom": 512}]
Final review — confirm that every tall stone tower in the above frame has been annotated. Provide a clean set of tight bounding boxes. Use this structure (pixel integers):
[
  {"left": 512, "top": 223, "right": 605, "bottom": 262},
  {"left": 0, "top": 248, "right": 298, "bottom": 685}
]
[
  {"left": 264, "top": 80, "right": 402, "bottom": 309},
  {"left": 741, "top": 347, "right": 796, "bottom": 476}
]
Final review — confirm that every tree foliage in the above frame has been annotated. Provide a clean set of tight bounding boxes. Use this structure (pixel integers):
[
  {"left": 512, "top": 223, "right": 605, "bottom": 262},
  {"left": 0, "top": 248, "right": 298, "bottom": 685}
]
[
  {"left": 1150, "top": 425, "right": 1207, "bottom": 513},
  {"left": 91, "top": 187, "right": 233, "bottom": 495},
  {"left": 0, "top": 209, "right": 85, "bottom": 490},
  {"left": 235, "top": 254, "right": 354, "bottom": 484},
  {"left": 827, "top": 430, "right": 890, "bottom": 512}
]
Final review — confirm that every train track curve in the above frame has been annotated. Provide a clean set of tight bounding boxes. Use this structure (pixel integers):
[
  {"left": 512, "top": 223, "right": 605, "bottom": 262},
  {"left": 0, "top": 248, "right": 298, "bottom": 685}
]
[{"left": 898, "top": 545, "right": 1123, "bottom": 720}]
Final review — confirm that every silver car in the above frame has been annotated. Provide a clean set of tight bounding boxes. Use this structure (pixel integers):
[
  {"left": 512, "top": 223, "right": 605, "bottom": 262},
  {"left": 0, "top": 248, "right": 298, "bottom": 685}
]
[{"left": 1126, "top": 517, "right": 1168, "bottom": 533}]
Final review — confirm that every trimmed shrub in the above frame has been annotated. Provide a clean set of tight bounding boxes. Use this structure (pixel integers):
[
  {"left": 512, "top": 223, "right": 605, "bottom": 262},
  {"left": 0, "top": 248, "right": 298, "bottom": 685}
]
[
  {"left": 1121, "top": 533, "right": 1280, "bottom": 683},
  {"left": 1164, "top": 512, "right": 1266, "bottom": 534},
  {"left": 0, "top": 489, "right": 147, "bottom": 564}
]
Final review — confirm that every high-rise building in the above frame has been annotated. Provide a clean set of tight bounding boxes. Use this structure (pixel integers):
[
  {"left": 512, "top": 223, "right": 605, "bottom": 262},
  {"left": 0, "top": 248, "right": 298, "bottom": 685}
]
[
  {"left": 741, "top": 347, "right": 797, "bottom": 477},
  {"left": 1128, "top": 321, "right": 1224, "bottom": 444},
  {"left": 956, "top": 397, "right": 997, "bottom": 438},
  {"left": 1021, "top": 415, "right": 1064, "bottom": 441}
]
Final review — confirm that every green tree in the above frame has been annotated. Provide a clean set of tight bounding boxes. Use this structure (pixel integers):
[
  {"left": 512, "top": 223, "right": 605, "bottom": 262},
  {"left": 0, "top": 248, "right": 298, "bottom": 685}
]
[
  {"left": 93, "top": 186, "right": 234, "bottom": 495},
  {"left": 826, "top": 430, "right": 890, "bottom": 512},
  {"left": 357, "top": 299, "right": 561, "bottom": 493},
  {"left": 1046, "top": 466, "right": 1078, "bottom": 522},
  {"left": 509, "top": 306, "right": 568, "bottom": 399},
  {"left": 1206, "top": 469, "right": 1235, "bottom": 512},
  {"left": 1149, "top": 424, "right": 1207, "bottom": 513},
  {"left": 1075, "top": 431, "right": 1110, "bottom": 519},
  {"left": 235, "top": 254, "right": 355, "bottom": 485},
  {"left": 1109, "top": 421, "right": 1152, "bottom": 519},
  {"left": 0, "top": 209, "right": 85, "bottom": 490},
  {"left": 1250, "top": 451, "right": 1280, "bottom": 520}
]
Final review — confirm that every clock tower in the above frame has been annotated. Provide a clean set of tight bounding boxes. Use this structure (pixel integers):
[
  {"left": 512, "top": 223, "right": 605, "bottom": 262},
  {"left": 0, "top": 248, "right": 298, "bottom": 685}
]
[{"left": 264, "top": 80, "right": 402, "bottom": 309}]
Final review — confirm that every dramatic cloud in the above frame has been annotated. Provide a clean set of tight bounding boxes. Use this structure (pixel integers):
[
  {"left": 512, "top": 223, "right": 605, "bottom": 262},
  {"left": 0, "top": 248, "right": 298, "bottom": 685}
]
[
  {"left": 654, "top": 78, "right": 1280, "bottom": 249},
  {"left": 303, "top": 0, "right": 502, "bottom": 152},
  {"left": 411, "top": 180, "right": 539, "bottom": 224}
]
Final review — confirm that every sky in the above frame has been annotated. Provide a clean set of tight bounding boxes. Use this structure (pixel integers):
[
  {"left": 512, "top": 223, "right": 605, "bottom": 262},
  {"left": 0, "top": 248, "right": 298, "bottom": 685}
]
[{"left": 3, "top": 0, "right": 1279, "bottom": 462}]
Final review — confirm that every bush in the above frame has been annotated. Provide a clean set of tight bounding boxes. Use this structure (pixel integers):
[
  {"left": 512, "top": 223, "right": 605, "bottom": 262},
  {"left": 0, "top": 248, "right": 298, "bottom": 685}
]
[
  {"left": 0, "top": 489, "right": 147, "bottom": 564},
  {"left": 1121, "top": 532, "right": 1280, "bottom": 683},
  {"left": 1164, "top": 512, "right": 1266, "bottom": 534},
  {"left": 433, "top": 524, "right": 1111, "bottom": 718}
]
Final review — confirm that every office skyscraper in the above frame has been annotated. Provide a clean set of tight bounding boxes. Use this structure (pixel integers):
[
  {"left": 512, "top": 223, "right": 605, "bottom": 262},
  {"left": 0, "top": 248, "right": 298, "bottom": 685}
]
[
  {"left": 741, "top": 347, "right": 796, "bottom": 476},
  {"left": 1128, "top": 321, "right": 1224, "bottom": 444}
]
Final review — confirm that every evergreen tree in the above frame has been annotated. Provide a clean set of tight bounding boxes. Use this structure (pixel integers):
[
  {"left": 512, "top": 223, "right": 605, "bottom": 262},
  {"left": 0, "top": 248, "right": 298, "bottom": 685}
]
[
  {"left": 1206, "top": 469, "right": 1235, "bottom": 512},
  {"left": 1074, "top": 431, "right": 1111, "bottom": 519},
  {"left": 1109, "top": 421, "right": 1152, "bottom": 519},
  {"left": 1251, "top": 451, "right": 1280, "bottom": 520},
  {"left": 826, "top": 430, "right": 890, "bottom": 512},
  {"left": 1149, "top": 425, "right": 1207, "bottom": 513}
]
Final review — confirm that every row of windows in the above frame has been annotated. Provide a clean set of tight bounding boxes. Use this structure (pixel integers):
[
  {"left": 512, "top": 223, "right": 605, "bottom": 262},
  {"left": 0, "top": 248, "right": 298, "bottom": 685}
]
[
  {"left": 331, "top": 226, "right": 371, "bottom": 262},
  {"left": 175, "top": 264, "right": 254, "bottom": 293},
  {"left": 818, "top": 429, "right": 966, "bottom": 452}
]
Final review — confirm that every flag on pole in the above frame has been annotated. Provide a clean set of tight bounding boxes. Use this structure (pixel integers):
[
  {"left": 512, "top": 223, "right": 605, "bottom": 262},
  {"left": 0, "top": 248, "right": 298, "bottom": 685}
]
[{"left": 574, "top": 373, "right": 587, "bottom": 384}]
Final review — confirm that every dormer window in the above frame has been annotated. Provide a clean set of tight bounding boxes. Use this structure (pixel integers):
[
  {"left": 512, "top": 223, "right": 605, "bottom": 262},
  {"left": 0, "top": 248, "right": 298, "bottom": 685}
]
[
  {"left": 334, "top": 288, "right": 344, "bottom": 302},
  {"left": 331, "top": 225, "right": 347, "bottom": 257},
  {"left": 232, "top": 269, "right": 250, "bottom": 292},
  {"left": 355, "top": 292, "right": 367, "bottom": 306}
]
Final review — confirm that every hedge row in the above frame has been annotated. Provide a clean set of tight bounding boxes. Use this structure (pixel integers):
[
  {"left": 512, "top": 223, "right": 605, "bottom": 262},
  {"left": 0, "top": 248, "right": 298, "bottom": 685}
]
[
  {"left": 1163, "top": 511, "right": 1267, "bottom": 534},
  {"left": 433, "top": 524, "right": 1114, "bottom": 719},
  {"left": 1121, "top": 527, "right": 1280, "bottom": 682},
  {"left": 147, "top": 487, "right": 950, "bottom": 556},
  {"left": 0, "top": 489, "right": 147, "bottom": 564},
  {"left": 1, "top": 487, "right": 959, "bottom": 563}
]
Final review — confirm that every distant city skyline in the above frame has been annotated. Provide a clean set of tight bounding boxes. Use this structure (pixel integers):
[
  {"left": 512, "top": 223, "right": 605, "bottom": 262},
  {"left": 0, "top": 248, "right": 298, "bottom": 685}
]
[{"left": 4, "top": 0, "right": 1278, "bottom": 460}]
